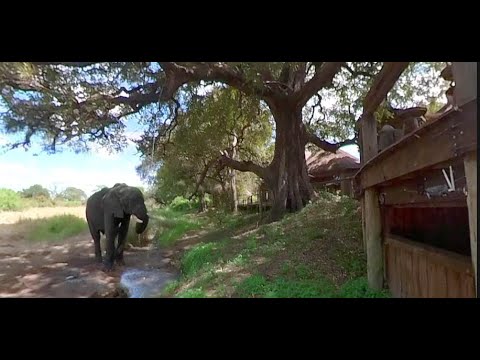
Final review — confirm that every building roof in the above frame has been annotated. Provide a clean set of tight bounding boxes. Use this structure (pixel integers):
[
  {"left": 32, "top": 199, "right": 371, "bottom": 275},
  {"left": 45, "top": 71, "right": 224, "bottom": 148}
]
[{"left": 305, "top": 148, "right": 360, "bottom": 179}]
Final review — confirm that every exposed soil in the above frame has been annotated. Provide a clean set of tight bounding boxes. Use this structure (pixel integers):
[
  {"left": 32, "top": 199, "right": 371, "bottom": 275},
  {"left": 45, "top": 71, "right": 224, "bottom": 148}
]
[{"left": 0, "top": 207, "right": 175, "bottom": 298}]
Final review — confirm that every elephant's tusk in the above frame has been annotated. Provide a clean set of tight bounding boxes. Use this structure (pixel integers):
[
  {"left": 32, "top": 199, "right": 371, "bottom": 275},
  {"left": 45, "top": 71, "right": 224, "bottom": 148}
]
[{"left": 132, "top": 215, "right": 143, "bottom": 224}]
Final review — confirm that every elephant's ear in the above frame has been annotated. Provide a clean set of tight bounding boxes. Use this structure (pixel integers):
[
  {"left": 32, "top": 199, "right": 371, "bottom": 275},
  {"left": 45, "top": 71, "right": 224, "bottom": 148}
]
[{"left": 102, "top": 190, "right": 124, "bottom": 218}]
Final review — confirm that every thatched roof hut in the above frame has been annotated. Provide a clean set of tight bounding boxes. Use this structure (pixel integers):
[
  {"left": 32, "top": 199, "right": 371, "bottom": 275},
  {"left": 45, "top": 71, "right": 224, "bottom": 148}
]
[{"left": 305, "top": 148, "right": 360, "bottom": 183}]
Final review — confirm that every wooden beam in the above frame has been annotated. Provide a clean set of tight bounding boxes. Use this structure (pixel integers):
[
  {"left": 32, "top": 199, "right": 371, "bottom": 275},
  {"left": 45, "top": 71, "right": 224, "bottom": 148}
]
[
  {"left": 361, "top": 113, "right": 378, "bottom": 162},
  {"left": 365, "top": 188, "right": 383, "bottom": 290},
  {"left": 378, "top": 163, "right": 468, "bottom": 207},
  {"left": 358, "top": 99, "right": 476, "bottom": 189},
  {"left": 363, "top": 62, "right": 410, "bottom": 116},
  {"left": 464, "top": 151, "right": 477, "bottom": 296}
]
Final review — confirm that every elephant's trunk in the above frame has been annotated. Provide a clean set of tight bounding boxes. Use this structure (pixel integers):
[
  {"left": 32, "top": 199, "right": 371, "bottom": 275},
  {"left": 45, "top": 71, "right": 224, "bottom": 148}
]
[{"left": 133, "top": 207, "right": 149, "bottom": 234}]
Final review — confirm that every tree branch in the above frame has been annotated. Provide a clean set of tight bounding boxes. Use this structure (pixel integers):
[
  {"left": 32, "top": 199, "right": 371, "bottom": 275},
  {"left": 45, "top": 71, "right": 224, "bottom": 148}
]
[
  {"left": 294, "top": 62, "right": 344, "bottom": 107},
  {"left": 305, "top": 131, "right": 357, "bottom": 153},
  {"left": 189, "top": 158, "right": 218, "bottom": 200},
  {"left": 218, "top": 150, "right": 268, "bottom": 179},
  {"left": 159, "top": 62, "right": 273, "bottom": 101},
  {"left": 363, "top": 62, "right": 410, "bottom": 115}
]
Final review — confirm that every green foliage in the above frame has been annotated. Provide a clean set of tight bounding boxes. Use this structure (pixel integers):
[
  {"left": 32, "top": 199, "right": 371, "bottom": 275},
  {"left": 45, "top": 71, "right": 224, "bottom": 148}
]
[
  {"left": 0, "top": 188, "right": 23, "bottom": 211},
  {"left": 21, "top": 184, "right": 51, "bottom": 199},
  {"left": 58, "top": 187, "right": 87, "bottom": 202},
  {"left": 140, "top": 86, "right": 273, "bottom": 208},
  {"left": 161, "top": 280, "right": 181, "bottom": 296},
  {"left": 236, "top": 274, "right": 336, "bottom": 298},
  {"left": 180, "top": 242, "right": 223, "bottom": 277},
  {"left": 153, "top": 207, "right": 204, "bottom": 247},
  {"left": 169, "top": 196, "right": 195, "bottom": 212},
  {"left": 158, "top": 188, "right": 378, "bottom": 298},
  {"left": 26, "top": 215, "right": 88, "bottom": 242},
  {"left": 0, "top": 187, "right": 87, "bottom": 211},
  {"left": 338, "top": 277, "right": 391, "bottom": 298},
  {"left": 235, "top": 275, "right": 269, "bottom": 297}
]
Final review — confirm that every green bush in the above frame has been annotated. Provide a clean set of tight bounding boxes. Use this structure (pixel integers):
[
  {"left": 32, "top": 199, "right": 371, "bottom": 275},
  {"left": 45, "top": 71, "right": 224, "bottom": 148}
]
[
  {"left": 26, "top": 215, "right": 88, "bottom": 242},
  {"left": 0, "top": 188, "right": 23, "bottom": 211},
  {"left": 169, "top": 196, "right": 196, "bottom": 212}
]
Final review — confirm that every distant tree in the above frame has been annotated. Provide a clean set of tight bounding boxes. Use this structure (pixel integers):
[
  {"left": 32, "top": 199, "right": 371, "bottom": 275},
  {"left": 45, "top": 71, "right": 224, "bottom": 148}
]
[
  {"left": 21, "top": 184, "right": 51, "bottom": 199},
  {"left": 59, "top": 187, "right": 87, "bottom": 202}
]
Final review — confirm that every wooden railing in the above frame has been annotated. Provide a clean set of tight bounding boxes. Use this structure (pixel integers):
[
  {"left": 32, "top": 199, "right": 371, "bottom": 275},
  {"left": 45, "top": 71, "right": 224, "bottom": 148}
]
[{"left": 384, "top": 235, "right": 475, "bottom": 298}]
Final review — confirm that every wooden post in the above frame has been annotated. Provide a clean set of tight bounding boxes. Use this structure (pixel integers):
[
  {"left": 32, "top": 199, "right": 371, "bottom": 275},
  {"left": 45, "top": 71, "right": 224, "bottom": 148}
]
[
  {"left": 365, "top": 188, "right": 383, "bottom": 290},
  {"left": 358, "top": 126, "right": 367, "bottom": 251},
  {"left": 357, "top": 64, "right": 409, "bottom": 290},
  {"left": 361, "top": 112, "right": 383, "bottom": 289},
  {"left": 361, "top": 113, "right": 378, "bottom": 160},
  {"left": 452, "top": 62, "right": 477, "bottom": 107},
  {"left": 464, "top": 151, "right": 477, "bottom": 296},
  {"left": 340, "top": 172, "right": 352, "bottom": 197}
]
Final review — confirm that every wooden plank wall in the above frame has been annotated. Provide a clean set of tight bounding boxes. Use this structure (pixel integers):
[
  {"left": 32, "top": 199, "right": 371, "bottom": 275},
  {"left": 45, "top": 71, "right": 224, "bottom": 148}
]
[{"left": 385, "top": 235, "right": 475, "bottom": 298}]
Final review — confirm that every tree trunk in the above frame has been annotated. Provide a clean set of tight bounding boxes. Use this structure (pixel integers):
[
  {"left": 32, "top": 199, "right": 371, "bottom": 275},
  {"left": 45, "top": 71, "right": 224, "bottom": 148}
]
[
  {"left": 230, "top": 168, "right": 238, "bottom": 213},
  {"left": 230, "top": 133, "right": 239, "bottom": 213},
  {"left": 266, "top": 103, "right": 314, "bottom": 221},
  {"left": 198, "top": 191, "right": 206, "bottom": 213}
]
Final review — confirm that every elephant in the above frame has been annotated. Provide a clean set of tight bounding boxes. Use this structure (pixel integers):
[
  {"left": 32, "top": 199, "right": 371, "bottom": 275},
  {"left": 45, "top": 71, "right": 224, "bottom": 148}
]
[{"left": 85, "top": 183, "right": 149, "bottom": 271}]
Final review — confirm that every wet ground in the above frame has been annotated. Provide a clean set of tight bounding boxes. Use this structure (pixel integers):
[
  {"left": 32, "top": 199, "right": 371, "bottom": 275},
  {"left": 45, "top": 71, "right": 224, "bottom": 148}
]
[
  {"left": 0, "top": 208, "right": 178, "bottom": 298},
  {"left": 120, "top": 268, "right": 177, "bottom": 298}
]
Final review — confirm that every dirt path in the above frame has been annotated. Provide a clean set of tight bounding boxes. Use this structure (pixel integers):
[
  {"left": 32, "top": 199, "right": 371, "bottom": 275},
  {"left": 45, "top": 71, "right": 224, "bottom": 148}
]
[{"left": 0, "top": 207, "right": 176, "bottom": 298}]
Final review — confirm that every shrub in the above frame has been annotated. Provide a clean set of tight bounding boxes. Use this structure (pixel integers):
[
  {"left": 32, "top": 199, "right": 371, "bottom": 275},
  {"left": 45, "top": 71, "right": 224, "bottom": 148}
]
[{"left": 0, "top": 188, "right": 23, "bottom": 211}]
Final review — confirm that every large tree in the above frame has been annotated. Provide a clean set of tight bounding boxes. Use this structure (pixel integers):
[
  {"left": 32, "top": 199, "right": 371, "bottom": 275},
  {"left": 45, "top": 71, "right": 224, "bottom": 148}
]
[
  {"left": 138, "top": 86, "right": 273, "bottom": 211},
  {"left": 0, "top": 62, "right": 448, "bottom": 220}
]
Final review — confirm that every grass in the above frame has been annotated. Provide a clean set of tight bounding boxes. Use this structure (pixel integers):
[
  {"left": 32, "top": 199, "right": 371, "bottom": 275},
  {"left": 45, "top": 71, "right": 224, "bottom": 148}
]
[
  {"left": 154, "top": 191, "right": 392, "bottom": 298},
  {"left": 236, "top": 274, "right": 337, "bottom": 298},
  {"left": 152, "top": 207, "right": 205, "bottom": 247},
  {"left": 25, "top": 214, "right": 88, "bottom": 242},
  {"left": 181, "top": 242, "right": 224, "bottom": 277}
]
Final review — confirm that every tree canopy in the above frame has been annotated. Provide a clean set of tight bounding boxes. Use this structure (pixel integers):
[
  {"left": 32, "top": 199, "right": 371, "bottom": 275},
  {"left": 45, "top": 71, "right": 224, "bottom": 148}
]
[
  {"left": 21, "top": 184, "right": 51, "bottom": 199},
  {"left": 0, "top": 62, "right": 449, "bottom": 219},
  {"left": 58, "top": 187, "right": 87, "bottom": 202}
]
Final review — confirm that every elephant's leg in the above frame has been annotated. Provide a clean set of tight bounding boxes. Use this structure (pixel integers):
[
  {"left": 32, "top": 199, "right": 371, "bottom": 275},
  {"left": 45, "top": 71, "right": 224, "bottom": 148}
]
[
  {"left": 88, "top": 222, "right": 102, "bottom": 263},
  {"left": 115, "top": 218, "right": 130, "bottom": 266},
  {"left": 103, "top": 216, "right": 119, "bottom": 272}
]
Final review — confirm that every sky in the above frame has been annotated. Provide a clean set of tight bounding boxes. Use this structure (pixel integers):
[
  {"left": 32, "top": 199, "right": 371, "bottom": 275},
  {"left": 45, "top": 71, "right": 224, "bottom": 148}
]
[{"left": 0, "top": 130, "right": 146, "bottom": 197}]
